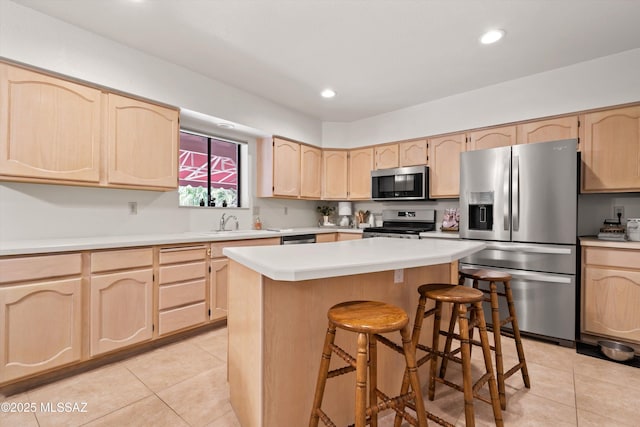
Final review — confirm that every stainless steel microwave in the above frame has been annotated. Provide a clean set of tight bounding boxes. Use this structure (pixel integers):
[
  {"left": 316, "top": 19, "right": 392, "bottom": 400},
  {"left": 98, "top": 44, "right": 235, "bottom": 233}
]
[{"left": 371, "top": 166, "right": 431, "bottom": 201}]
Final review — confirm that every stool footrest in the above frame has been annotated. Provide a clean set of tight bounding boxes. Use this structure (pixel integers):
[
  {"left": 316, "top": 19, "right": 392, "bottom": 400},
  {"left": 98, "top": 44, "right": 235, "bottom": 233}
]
[
  {"left": 315, "top": 408, "right": 337, "bottom": 427},
  {"left": 499, "top": 316, "right": 515, "bottom": 328},
  {"left": 373, "top": 389, "right": 419, "bottom": 425},
  {"left": 327, "top": 365, "right": 356, "bottom": 379},
  {"left": 504, "top": 362, "right": 526, "bottom": 380},
  {"left": 329, "top": 342, "right": 357, "bottom": 368},
  {"left": 401, "top": 400, "right": 456, "bottom": 427},
  {"left": 374, "top": 333, "right": 405, "bottom": 355}
]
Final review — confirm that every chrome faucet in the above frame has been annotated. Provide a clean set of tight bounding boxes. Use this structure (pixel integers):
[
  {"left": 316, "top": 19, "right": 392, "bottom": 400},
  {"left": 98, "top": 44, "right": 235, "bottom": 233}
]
[{"left": 219, "top": 213, "right": 239, "bottom": 231}]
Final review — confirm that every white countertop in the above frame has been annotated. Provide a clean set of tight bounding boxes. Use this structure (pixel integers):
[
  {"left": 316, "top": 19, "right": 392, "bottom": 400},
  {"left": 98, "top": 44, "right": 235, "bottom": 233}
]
[
  {"left": 0, "top": 228, "right": 362, "bottom": 256},
  {"left": 223, "top": 237, "right": 485, "bottom": 281},
  {"left": 580, "top": 236, "right": 640, "bottom": 250}
]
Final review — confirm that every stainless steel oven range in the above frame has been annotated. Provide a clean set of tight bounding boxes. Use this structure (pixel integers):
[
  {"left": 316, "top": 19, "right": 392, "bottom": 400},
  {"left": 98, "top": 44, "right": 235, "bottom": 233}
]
[{"left": 362, "top": 209, "right": 435, "bottom": 239}]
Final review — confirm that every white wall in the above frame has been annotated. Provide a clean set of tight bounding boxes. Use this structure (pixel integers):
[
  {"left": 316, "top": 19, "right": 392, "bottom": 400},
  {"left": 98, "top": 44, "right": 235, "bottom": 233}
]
[
  {"left": 0, "top": 0, "right": 323, "bottom": 241},
  {"left": 0, "top": 0, "right": 638, "bottom": 241},
  {"left": 323, "top": 48, "right": 640, "bottom": 234},
  {"left": 323, "top": 48, "right": 640, "bottom": 147}
]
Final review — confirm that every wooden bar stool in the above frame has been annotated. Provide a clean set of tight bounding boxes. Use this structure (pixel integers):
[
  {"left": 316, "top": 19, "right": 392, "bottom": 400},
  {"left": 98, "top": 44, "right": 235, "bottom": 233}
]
[
  {"left": 309, "top": 300, "right": 428, "bottom": 427},
  {"left": 452, "top": 268, "right": 531, "bottom": 410},
  {"left": 395, "top": 284, "right": 503, "bottom": 427}
]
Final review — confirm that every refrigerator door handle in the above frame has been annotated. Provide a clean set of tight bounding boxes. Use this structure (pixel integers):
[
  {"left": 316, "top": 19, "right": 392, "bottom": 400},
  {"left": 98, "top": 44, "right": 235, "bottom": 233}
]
[
  {"left": 484, "top": 242, "right": 573, "bottom": 254},
  {"left": 461, "top": 263, "right": 573, "bottom": 284},
  {"left": 512, "top": 154, "right": 519, "bottom": 231},
  {"left": 503, "top": 154, "right": 510, "bottom": 231}
]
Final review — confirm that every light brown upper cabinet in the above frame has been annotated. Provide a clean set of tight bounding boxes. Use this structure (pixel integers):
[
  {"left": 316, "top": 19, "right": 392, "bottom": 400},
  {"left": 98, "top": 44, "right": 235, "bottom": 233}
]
[
  {"left": 516, "top": 116, "right": 579, "bottom": 145},
  {"left": 348, "top": 147, "right": 374, "bottom": 199},
  {"left": 399, "top": 139, "right": 428, "bottom": 167},
  {"left": 581, "top": 106, "right": 640, "bottom": 193},
  {"left": 257, "top": 137, "right": 301, "bottom": 197},
  {"left": 468, "top": 125, "right": 517, "bottom": 151},
  {"left": 300, "top": 144, "right": 322, "bottom": 199},
  {"left": 106, "top": 93, "right": 179, "bottom": 190},
  {"left": 321, "top": 149, "right": 348, "bottom": 199},
  {"left": 0, "top": 63, "right": 101, "bottom": 184},
  {"left": 0, "top": 61, "right": 179, "bottom": 191},
  {"left": 428, "top": 133, "right": 466, "bottom": 199},
  {"left": 374, "top": 144, "right": 399, "bottom": 169}
]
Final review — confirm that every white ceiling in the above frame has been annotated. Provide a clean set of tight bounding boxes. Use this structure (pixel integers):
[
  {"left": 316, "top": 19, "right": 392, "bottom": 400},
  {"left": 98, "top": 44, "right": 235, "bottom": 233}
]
[{"left": 12, "top": 0, "right": 640, "bottom": 122}]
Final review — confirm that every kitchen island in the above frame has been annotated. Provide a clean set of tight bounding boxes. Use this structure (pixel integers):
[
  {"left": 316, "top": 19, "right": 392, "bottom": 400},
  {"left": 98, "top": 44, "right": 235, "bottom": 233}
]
[{"left": 223, "top": 237, "right": 485, "bottom": 427}]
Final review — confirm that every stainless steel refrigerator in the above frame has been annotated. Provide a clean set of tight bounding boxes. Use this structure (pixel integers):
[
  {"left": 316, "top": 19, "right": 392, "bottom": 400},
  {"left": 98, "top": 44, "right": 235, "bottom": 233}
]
[{"left": 459, "top": 139, "right": 578, "bottom": 346}]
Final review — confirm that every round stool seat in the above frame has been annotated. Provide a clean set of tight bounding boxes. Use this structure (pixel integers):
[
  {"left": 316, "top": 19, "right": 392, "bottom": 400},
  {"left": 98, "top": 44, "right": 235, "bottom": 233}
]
[
  {"left": 459, "top": 267, "right": 512, "bottom": 282},
  {"left": 328, "top": 300, "right": 408, "bottom": 334},
  {"left": 418, "top": 283, "right": 484, "bottom": 304}
]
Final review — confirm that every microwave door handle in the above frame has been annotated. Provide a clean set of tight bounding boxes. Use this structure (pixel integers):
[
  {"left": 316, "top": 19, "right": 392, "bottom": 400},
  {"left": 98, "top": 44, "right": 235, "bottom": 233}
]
[
  {"left": 512, "top": 155, "right": 519, "bottom": 231},
  {"left": 503, "top": 154, "right": 510, "bottom": 231}
]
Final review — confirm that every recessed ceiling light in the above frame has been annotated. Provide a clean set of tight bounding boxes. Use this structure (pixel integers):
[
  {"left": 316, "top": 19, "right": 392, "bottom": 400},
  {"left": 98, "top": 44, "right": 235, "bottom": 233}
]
[
  {"left": 321, "top": 89, "right": 336, "bottom": 98},
  {"left": 480, "top": 29, "right": 505, "bottom": 45},
  {"left": 217, "top": 123, "right": 234, "bottom": 129}
]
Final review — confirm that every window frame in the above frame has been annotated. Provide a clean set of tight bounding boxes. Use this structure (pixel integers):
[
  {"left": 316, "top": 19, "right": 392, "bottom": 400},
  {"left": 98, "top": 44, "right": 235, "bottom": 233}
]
[{"left": 178, "top": 129, "right": 244, "bottom": 208}]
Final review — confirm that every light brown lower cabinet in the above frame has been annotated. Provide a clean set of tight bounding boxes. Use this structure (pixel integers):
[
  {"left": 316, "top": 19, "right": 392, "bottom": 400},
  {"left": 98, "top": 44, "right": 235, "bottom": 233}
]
[
  {"left": 210, "top": 258, "right": 229, "bottom": 321},
  {"left": 89, "top": 248, "right": 154, "bottom": 356},
  {"left": 0, "top": 278, "right": 82, "bottom": 383},
  {"left": 0, "top": 253, "right": 83, "bottom": 383},
  {"left": 210, "top": 238, "right": 281, "bottom": 322},
  {"left": 337, "top": 232, "right": 362, "bottom": 241},
  {"left": 315, "top": 233, "right": 337, "bottom": 243},
  {"left": 158, "top": 245, "right": 208, "bottom": 336},
  {"left": 582, "top": 246, "right": 640, "bottom": 344}
]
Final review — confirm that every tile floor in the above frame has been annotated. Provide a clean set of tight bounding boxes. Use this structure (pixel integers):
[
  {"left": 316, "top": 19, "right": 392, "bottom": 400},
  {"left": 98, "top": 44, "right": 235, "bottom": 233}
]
[{"left": 1, "top": 325, "right": 638, "bottom": 426}]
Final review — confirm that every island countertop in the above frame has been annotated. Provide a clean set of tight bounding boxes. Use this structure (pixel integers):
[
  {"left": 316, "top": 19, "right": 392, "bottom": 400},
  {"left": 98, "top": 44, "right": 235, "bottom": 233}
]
[{"left": 223, "top": 237, "right": 485, "bottom": 281}]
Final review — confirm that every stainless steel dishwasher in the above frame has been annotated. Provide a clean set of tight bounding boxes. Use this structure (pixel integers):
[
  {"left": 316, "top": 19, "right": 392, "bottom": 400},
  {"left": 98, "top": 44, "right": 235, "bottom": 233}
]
[{"left": 280, "top": 234, "right": 316, "bottom": 244}]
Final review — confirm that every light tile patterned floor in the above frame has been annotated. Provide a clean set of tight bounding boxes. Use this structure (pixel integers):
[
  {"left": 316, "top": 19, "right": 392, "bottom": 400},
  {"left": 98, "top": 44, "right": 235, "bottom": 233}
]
[{"left": 1, "top": 325, "right": 638, "bottom": 426}]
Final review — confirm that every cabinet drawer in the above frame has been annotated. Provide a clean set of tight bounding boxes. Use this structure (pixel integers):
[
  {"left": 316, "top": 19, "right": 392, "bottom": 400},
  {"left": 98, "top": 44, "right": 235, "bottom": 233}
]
[
  {"left": 210, "top": 238, "right": 280, "bottom": 258},
  {"left": 159, "top": 279, "right": 206, "bottom": 310},
  {"left": 159, "top": 246, "right": 207, "bottom": 265},
  {"left": 584, "top": 247, "right": 640, "bottom": 269},
  {"left": 158, "top": 301, "right": 207, "bottom": 336},
  {"left": 159, "top": 261, "right": 206, "bottom": 284},
  {"left": 0, "top": 253, "right": 81, "bottom": 284},
  {"left": 91, "top": 248, "right": 153, "bottom": 273}
]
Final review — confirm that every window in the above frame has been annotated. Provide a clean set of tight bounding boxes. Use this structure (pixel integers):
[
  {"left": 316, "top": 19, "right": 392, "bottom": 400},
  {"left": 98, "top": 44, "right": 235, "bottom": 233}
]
[{"left": 178, "top": 130, "right": 241, "bottom": 207}]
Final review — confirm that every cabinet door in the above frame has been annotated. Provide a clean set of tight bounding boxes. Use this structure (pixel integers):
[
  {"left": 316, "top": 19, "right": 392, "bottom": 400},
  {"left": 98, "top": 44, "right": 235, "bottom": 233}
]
[
  {"left": 583, "top": 266, "right": 640, "bottom": 343},
  {"left": 428, "top": 133, "right": 466, "bottom": 198},
  {"left": 272, "top": 138, "right": 300, "bottom": 197},
  {"left": 210, "top": 258, "right": 229, "bottom": 321},
  {"left": 399, "top": 139, "right": 428, "bottom": 167},
  {"left": 0, "top": 63, "right": 101, "bottom": 183},
  {"left": 349, "top": 147, "right": 374, "bottom": 200},
  {"left": 90, "top": 269, "right": 153, "bottom": 356},
  {"left": 300, "top": 145, "right": 322, "bottom": 199},
  {"left": 0, "top": 279, "right": 82, "bottom": 383},
  {"left": 581, "top": 106, "right": 640, "bottom": 193},
  {"left": 322, "top": 150, "right": 348, "bottom": 199},
  {"left": 374, "top": 144, "right": 399, "bottom": 169},
  {"left": 106, "top": 93, "right": 178, "bottom": 189},
  {"left": 516, "top": 116, "right": 578, "bottom": 145},
  {"left": 468, "top": 125, "right": 516, "bottom": 151}
]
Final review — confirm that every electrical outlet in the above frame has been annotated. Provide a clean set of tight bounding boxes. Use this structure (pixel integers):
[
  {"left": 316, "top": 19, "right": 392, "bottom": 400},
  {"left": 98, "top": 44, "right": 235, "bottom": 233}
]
[
  {"left": 394, "top": 269, "right": 404, "bottom": 284},
  {"left": 284, "top": 207, "right": 288, "bottom": 215},
  {"left": 128, "top": 202, "right": 138, "bottom": 215},
  {"left": 613, "top": 205, "right": 624, "bottom": 219}
]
